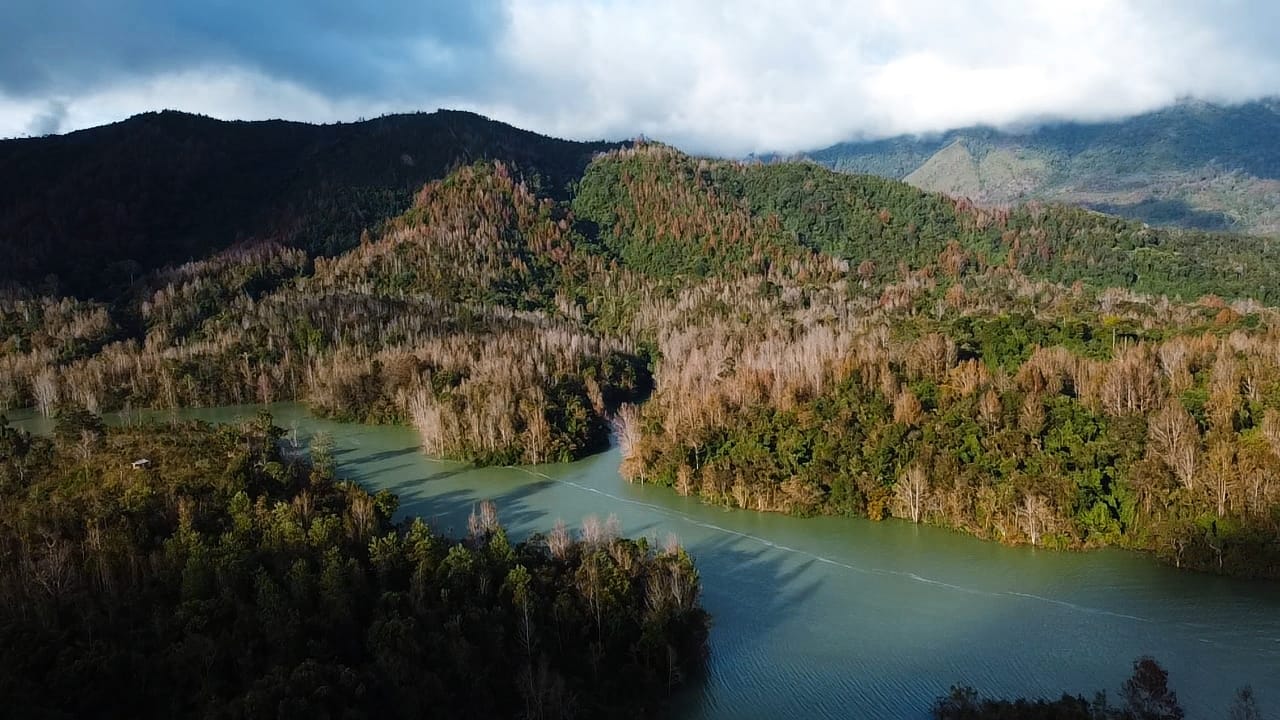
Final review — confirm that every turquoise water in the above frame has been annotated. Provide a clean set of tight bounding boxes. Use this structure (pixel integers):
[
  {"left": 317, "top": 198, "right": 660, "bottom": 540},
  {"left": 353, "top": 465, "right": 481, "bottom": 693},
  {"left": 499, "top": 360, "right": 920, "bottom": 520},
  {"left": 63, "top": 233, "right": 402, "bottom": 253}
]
[{"left": 12, "top": 403, "right": 1280, "bottom": 718}]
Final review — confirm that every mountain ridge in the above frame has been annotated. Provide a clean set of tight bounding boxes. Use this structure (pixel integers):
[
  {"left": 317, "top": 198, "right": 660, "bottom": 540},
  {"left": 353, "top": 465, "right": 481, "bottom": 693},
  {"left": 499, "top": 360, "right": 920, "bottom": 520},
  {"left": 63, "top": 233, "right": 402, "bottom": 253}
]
[
  {"left": 804, "top": 98, "right": 1280, "bottom": 236},
  {"left": 0, "top": 108, "right": 624, "bottom": 296}
]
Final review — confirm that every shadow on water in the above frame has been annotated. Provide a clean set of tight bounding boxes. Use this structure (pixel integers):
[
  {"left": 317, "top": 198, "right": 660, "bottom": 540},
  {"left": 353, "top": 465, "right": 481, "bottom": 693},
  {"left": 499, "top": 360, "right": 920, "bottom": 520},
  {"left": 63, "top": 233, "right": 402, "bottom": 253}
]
[
  {"left": 421, "top": 468, "right": 469, "bottom": 483},
  {"left": 17, "top": 404, "right": 1277, "bottom": 720},
  {"left": 346, "top": 446, "right": 420, "bottom": 465},
  {"left": 667, "top": 531, "right": 826, "bottom": 717},
  {"left": 387, "top": 473, "right": 559, "bottom": 540},
  {"left": 479, "top": 476, "right": 830, "bottom": 715}
]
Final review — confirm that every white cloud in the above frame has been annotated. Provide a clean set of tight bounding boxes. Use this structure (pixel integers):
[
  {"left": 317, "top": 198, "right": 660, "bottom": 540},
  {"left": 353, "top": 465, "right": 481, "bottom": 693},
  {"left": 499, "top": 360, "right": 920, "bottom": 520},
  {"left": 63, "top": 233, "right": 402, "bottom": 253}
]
[
  {"left": 2, "top": 1, "right": 1278, "bottom": 154},
  {"left": 485, "top": 0, "right": 1280, "bottom": 154},
  {"left": 0, "top": 68, "right": 406, "bottom": 139}
]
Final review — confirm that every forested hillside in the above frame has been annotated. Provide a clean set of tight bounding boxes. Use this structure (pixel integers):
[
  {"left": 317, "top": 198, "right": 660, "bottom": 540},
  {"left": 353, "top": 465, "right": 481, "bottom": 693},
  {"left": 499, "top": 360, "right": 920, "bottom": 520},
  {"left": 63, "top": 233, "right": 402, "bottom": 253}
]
[
  {"left": 570, "top": 146, "right": 1280, "bottom": 577},
  {"left": 0, "top": 162, "right": 652, "bottom": 465},
  {"left": 5, "top": 129, "right": 1280, "bottom": 577},
  {"left": 0, "top": 109, "right": 622, "bottom": 296},
  {"left": 806, "top": 98, "right": 1280, "bottom": 235},
  {"left": 0, "top": 411, "right": 708, "bottom": 718},
  {"left": 574, "top": 145, "right": 1280, "bottom": 299}
]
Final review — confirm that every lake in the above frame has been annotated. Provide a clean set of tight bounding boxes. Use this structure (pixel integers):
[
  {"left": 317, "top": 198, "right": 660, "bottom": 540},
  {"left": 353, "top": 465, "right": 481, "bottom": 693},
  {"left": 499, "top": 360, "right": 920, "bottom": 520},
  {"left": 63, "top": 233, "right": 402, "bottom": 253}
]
[{"left": 11, "top": 402, "right": 1280, "bottom": 718}]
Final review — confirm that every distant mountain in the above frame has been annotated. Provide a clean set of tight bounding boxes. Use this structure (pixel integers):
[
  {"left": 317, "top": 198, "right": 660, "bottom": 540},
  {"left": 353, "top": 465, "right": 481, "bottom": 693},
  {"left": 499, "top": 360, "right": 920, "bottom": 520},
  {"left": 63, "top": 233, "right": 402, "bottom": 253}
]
[
  {"left": 804, "top": 98, "right": 1280, "bottom": 236},
  {"left": 0, "top": 110, "right": 622, "bottom": 296}
]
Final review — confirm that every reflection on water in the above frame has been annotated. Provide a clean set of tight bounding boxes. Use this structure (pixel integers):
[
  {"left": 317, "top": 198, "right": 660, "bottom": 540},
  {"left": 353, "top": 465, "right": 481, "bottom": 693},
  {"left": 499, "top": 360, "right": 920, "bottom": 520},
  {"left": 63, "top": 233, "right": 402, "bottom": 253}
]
[{"left": 11, "top": 403, "right": 1280, "bottom": 719}]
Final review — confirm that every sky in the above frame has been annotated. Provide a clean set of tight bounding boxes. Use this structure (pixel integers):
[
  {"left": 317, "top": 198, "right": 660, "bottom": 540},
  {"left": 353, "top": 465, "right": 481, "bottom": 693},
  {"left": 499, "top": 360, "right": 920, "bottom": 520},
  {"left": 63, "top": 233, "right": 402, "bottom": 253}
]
[{"left": 2, "top": 0, "right": 1279, "bottom": 155}]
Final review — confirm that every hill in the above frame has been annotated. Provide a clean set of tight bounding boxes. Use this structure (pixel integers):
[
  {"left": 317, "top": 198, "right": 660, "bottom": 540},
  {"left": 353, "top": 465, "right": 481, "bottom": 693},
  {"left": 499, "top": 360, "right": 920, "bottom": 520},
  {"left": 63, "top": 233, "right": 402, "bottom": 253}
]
[
  {"left": 573, "top": 145, "right": 1280, "bottom": 301},
  {"left": 805, "top": 98, "right": 1280, "bottom": 235},
  {"left": 5, "top": 131, "right": 1280, "bottom": 578},
  {"left": 0, "top": 109, "right": 622, "bottom": 297}
]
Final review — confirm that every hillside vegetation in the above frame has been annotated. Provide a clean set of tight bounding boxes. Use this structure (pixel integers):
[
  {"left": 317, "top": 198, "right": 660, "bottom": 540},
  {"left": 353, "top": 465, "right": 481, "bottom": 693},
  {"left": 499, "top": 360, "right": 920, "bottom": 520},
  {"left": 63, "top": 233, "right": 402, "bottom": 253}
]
[
  {"left": 5, "top": 123, "right": 1280, "bottom": 577},
  {"left": 0, "top": 411, "right": 708, "bottom": 718},
  {"left": 807, "top": 98, "right": 1280, "bottom": 235},
  {"left": 0, "top": 109, "right": 621, "bottom": 297}
]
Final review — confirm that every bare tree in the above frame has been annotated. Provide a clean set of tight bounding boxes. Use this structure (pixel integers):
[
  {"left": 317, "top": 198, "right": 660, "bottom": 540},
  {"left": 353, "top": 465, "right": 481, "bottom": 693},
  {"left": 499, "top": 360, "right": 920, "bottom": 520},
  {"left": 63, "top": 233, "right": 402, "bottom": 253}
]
[
  {"left": 1016, "top": 493, "right": 1053, "bottom": 546},
  {"left": 946, "top": 359, "right": 989, "bottom": 398},
  {"left": 74, "top": 429, "right": 98, "bottom": 465},
  {"left": 895, "top": 465, "right": 929, "bottom": 523},
  {"left": 33, "top": 367, "right": 58, "bottom": 417},
  {"left": 613, "top": 403, "right": 643, "bottom": 464},
  {"left": 547, "top": 519, "right": 571, "bottom": 560},
  {"left": 661, "top": 532, "right": 681, "bottom": 557},
  {"left": 27, "top": 535, "right": 75, "bottom": 599},
  {"left": 893, "top": 387, "right": 923, "bottom": 426},
  {"left": 468, "top": 499, "right": 500, "bottom": 541},
  {"left": 1099, "top": 345, "right": 1160, "bottom": 416},
  {"left": 1263, "top": 408, "right": 1280, "bottom": 459},
  {"left": 1148, "top": 403, "right": 1200, "bottom": 490},
  {"left": 1207, "top": 349, "right": 1241, "bottom": 433},
  {"left": 579, "top": 513, "right": 619, "bottom": 548},
  {"left": 1204, "top": 442, "right": 1236, "bottom": 518},
  {"left": 1019, "top": 393, "right": 1046, "bottom": 437},
  {"left": 1158, "top": 340, "right": 1192, "bottom": 393},
  {"left": 906, "top": 333, "right": 956, "bottom": 382},
  {"left": 978, "top": 388, "right": 1002, "bottom": 426},
  {"left": 350, "top": 492, "right": 375, "bottom": 540}
]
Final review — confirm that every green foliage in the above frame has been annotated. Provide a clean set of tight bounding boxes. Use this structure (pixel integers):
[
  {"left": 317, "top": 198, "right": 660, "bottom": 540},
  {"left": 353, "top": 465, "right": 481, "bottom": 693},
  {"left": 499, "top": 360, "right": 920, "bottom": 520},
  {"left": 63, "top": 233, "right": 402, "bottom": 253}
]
[
  {"left": 0, "top": 418, "right": 709, "bottom": 718},
  {"left": 9, "top": 124, "right": 1280, "bottom": 582},
  {"left": 52, "top": 404, "right": 106, "bottom": 442},
  {"left": 626, "top": 278, "right": 1280, "bottom": 576},
  {"left": 576, "top": 144, "right": 1280, "bottom": 301},
  {"left": 572, "top": 145, "right": 821, "bottom": 279}
]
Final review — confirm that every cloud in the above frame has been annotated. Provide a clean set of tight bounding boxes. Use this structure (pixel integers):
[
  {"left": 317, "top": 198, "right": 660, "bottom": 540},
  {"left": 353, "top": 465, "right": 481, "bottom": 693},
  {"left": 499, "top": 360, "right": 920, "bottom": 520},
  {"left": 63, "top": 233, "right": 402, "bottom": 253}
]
[
  {"left": 25, "top": 100, "right": 67, "bottom": 136},
  {"left": 0, "top": 1, "right": 504, "bottom": 99},
  {"left": 7, "top": 68, "right": 406, "bottom": 137},
  {"left": 1, "top": 1, "right": 1279, "bottom": 154},
  {"left": 484, "top": 0, "right": 1280, "bottom": 153}
]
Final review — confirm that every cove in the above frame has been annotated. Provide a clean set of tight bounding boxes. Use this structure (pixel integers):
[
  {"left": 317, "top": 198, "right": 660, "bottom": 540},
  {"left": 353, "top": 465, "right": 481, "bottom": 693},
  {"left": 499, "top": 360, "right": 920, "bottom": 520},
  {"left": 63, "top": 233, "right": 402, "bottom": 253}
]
[{"left": 12, "top": 403, "right": 1280, "bottom": 719}]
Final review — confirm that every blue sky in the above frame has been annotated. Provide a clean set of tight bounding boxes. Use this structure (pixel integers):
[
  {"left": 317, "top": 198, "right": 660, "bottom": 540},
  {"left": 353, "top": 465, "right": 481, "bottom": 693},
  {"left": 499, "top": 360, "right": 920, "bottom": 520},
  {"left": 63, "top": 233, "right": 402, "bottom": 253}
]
[{"left": 2, "top": 0, "right": 1278, "bottom": 154}]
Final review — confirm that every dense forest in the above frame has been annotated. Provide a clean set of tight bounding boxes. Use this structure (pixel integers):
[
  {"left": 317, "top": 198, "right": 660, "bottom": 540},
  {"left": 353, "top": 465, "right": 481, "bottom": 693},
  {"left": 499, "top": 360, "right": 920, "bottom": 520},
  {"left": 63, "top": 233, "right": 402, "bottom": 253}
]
[
  {"left": 932, "top": 656, "right": 1261, "bottom": 720},
  {"left": 0, "top": 410, "right": 709, "bottom": 718},
  {"left": 0, "top": 162, "right": 652, "bottom": 464},
  {"left": 6, "top": 122, "right": 1280, "bottom": 578},
  {"left": 574, "top": 147, "right": 1280, "bottom": 577},
  {"left": 0, "top": 109, "right": 622, "bottom": 296}
]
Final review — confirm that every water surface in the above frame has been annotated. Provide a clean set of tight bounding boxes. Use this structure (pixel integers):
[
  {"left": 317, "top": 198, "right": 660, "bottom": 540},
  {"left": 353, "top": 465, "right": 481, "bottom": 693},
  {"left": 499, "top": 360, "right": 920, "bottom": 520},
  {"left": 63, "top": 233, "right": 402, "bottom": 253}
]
[{"left": 12, "top": 403, "right": 1280, "bottom": 718}]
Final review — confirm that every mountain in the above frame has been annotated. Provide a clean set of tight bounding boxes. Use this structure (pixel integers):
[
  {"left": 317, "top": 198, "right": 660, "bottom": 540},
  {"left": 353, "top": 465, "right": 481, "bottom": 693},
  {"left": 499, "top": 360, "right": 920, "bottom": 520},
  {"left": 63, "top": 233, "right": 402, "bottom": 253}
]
[
  {"left": 805, "top": 98, "right": 1280, "bottom": 236},
  {"left": 6, "top": 137, "right": 1280, "bottom": 579},
  {"left": 0, "top": 109, "right": 623, "bottom": 297}
]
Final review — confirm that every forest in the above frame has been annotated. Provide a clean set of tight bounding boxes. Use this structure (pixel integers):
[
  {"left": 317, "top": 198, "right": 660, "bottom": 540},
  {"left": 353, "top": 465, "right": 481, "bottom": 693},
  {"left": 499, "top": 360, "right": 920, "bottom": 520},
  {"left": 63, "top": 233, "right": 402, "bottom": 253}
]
[
  {"left": 4, "top": 136, "right": 1280, "bottom": 577},
  {"left": 931, "top": 656, "right": 1261, "bottom": 720},
  {"left": 0, "top": 109, "right": 621, "bottom": 296},
  {"left": 0, "top": 410, "right": 709, "bottom": 718}
]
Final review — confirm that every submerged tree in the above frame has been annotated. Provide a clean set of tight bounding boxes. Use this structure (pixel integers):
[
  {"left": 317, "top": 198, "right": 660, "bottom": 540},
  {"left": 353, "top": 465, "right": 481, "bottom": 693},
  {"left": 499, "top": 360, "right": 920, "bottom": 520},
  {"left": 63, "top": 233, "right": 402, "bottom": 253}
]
[
  {"left": 1122, "top": 656, "right": 1184, "bottom": 720},
  {"left": 1230, "top": 686, "right": 1262, "bottom": 720}
]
